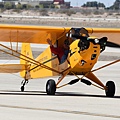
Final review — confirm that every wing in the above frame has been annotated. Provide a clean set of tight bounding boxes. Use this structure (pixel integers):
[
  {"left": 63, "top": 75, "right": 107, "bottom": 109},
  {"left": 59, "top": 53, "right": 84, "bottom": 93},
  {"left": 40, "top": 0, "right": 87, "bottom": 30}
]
[
  {"left": 0, "top": 24, "right": 70, "bottom": 44},
  {"left": 0, "top": 64, "right": 28, "bottom": 73},
  {"left": 86, "top": 28, "right": 120, "bottom": 45}
]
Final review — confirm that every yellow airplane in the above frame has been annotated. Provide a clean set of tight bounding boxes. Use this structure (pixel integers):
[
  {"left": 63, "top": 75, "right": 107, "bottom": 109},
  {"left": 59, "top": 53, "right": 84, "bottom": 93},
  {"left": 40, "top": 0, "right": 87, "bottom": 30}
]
[{"left": 0, "top": 24, "right": 119, "bottom": 97}]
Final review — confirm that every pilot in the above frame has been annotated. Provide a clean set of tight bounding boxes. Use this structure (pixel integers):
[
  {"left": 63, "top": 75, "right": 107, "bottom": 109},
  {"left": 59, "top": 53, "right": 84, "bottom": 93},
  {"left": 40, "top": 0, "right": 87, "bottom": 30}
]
[{"left": 47, "top": 38, "right": 69, "bottom": 64}]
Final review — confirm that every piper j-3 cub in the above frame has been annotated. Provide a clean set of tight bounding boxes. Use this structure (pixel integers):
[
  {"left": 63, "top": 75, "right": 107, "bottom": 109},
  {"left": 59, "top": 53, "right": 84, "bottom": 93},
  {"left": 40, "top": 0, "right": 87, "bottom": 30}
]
[{"left": 0, "top": 24, "right": 119, "bottom": 97}]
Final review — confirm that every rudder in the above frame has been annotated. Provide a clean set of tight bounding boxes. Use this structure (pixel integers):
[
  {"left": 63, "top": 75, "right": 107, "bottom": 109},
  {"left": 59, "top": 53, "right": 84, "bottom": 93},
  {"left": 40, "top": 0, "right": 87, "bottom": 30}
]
[{"left": 20, "top": 43, "right": 33, "bottom": 79}]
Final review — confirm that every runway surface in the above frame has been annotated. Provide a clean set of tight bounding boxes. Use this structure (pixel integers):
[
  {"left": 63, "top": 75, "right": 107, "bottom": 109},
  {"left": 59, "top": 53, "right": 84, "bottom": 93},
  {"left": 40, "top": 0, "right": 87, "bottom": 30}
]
[{"left": 0, "top": 61, "right": 120, "bottom": 120}]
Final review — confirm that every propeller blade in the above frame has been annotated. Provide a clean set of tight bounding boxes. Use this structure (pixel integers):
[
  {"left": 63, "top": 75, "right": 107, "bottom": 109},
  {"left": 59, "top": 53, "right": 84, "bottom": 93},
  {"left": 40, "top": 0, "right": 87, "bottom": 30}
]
[{"left": 106, "top": 41, "right": 120, "bottom": 48}]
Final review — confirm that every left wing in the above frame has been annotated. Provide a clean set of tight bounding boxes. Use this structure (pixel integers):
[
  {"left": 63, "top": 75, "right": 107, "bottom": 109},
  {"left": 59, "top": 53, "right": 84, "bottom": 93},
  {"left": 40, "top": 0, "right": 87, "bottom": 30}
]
[
  {"left": 0, "top": 24, "right": 70, "bottom": 44},
  {"left": 0, "top": 64, "right": 28, "bottom": 73}
]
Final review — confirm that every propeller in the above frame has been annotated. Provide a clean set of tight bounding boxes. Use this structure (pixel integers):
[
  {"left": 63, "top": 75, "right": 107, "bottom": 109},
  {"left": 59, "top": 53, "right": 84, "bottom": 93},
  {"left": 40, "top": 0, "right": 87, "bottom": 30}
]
[
  {"left": 70, "top": 27, "right": 120, "bottom": 49},
  {"left": 106, "top": 41, "right": 120, "bottom": 48},
  {"left": 72, "top": 34, "right": 120, "bottom": 49}
]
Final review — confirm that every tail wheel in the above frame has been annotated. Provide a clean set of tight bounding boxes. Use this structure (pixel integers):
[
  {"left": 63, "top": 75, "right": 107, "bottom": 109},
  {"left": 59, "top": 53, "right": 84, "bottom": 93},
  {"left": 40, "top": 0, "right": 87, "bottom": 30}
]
[
  {"left": 46, "top": 79, "right": 56, "bottom": 95},
  {"left": 105, "top": 81, "right": 115, "bottom": 97},
  {"left": 21, "top": 86, "right": 24, "bottom": 92}
]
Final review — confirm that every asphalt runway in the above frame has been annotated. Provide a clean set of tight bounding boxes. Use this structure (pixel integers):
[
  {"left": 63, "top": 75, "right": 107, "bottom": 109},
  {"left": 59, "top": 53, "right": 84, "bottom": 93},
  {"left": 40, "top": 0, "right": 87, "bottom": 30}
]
[{"left": 0, "top": 61, "right": 120, "bottom": 120}]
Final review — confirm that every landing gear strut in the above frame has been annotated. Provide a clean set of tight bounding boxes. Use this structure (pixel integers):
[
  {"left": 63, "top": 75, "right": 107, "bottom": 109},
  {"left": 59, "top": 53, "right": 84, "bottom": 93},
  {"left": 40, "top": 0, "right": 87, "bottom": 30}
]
[{"left": 21, "top": 79, "right": 28, "bottom": 92}]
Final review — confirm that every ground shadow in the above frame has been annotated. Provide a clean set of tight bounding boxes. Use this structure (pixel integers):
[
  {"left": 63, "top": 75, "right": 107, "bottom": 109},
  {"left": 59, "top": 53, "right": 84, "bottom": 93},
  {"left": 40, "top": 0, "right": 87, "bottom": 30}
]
[
  {"left": 0, "top": 90, "right": 120, "bottom": 99},
  {"left": 56, "top": 92, "right": 120, "bottom": 99}
]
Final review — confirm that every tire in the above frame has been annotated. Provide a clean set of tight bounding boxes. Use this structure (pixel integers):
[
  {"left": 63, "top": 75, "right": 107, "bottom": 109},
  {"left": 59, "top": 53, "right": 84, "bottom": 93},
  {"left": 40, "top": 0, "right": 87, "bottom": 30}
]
[
  {"left": 46, "top": 79, "right": 56, "bottom": 95},
  {"left": 21, "top": 86, "right": 24, "bottom": 92},
  {"left": 105, "top": 81, "right": 115, "bottom": 97}
]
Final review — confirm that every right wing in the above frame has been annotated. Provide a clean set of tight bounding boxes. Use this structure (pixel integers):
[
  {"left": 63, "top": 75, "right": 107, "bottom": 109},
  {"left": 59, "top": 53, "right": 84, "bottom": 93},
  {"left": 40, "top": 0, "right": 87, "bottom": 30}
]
[
  {"left": 0, "top": 24, "right": 70, "bottom": 44},
  {"left": 86, "top": 28, "right": 120, "bottom": 45}
]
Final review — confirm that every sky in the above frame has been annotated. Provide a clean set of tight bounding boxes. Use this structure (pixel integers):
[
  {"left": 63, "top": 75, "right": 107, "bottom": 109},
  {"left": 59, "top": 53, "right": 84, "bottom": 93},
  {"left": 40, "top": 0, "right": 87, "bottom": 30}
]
[{"left": 66, "top": 0, "right": 116, "bottom": 7}]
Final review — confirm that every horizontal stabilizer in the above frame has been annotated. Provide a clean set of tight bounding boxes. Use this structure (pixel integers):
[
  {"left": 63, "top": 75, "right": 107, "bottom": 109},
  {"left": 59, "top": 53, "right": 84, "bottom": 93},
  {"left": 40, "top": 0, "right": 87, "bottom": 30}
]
[{"left": 0, "top": 64, "right": 28, "bottom": 73}]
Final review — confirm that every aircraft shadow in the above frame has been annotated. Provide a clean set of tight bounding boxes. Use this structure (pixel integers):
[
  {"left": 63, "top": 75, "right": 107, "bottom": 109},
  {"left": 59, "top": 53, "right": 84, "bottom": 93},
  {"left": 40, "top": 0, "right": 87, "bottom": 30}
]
[
  {"left": 0, "top": 90, "right": 46, "bottom": 96},
  {"left": 56, "top": 92, "right": 120, "bottom": 99},
  {"left": 0, "top": 90, "right": 120, "bottom": 99}
]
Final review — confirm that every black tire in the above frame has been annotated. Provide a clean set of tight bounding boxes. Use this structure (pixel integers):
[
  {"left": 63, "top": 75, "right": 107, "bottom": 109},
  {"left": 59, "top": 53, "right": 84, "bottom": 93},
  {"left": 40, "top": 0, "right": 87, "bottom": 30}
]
[
  {"left": 46, "top": 79, "right": 56, "bottom": 95},
  {"left": 105, "top": 81, "right": 115, "bottom": 97},
  {"left": 21, "top": 86, "right": 24, "bottom": 92}
]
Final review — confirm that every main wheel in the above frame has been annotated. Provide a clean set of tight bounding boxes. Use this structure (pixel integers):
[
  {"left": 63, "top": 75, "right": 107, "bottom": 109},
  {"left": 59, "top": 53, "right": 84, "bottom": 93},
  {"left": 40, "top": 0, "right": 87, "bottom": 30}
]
[
  {"left": 105, "top": 81, "right": 115, "bottom": 97},
  {"left": 46, "top": 79, "right": 56, "bottom": 95}
]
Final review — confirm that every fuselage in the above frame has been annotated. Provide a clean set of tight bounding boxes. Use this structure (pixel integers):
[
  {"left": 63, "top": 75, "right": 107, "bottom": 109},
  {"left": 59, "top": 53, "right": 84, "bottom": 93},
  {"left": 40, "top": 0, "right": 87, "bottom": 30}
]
[
  {"left": 29, "top": 38, "right": 101, "bottom": 78},
  {"left": 69, "top": 39, "right": 101, "bottom": 74}
]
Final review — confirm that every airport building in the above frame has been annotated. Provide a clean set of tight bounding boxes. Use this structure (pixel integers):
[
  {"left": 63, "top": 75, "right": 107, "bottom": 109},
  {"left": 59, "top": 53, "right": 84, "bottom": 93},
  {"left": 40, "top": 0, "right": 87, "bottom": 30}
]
[{"left": 1, "top": 0, "right": 71, "bottom": 8}]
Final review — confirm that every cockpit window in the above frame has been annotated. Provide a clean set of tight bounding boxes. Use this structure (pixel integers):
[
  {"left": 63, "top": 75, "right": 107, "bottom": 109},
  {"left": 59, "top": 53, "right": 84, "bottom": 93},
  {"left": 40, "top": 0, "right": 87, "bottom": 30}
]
[
  {"left": 70, "top": 28, "right": 89, "bottom": 39},
  {"left": 79, "top": 28, "right": 89, "bottom": 37}
]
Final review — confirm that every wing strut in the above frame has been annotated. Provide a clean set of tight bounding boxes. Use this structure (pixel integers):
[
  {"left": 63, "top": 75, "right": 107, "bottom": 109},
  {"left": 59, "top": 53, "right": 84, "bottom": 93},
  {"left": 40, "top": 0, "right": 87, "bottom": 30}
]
[
  {"left": 91, "top": 59, "right": 120, "bottom": 72},
  {"left": 56, "top": 59, "right": 119, "bottom": 90}
]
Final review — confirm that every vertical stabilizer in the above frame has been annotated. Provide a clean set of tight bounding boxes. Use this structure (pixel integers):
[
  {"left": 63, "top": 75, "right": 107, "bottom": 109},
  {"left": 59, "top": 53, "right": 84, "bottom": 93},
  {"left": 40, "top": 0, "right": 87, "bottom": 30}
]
[{"left": 20, "top": 43, "right": 33, "bottom": 78}]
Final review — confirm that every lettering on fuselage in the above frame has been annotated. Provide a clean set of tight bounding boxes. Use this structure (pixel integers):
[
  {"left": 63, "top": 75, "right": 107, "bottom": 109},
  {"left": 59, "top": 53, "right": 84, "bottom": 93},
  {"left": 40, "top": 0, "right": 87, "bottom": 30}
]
[
  {"left": 38, "top": 56, "right": 48, "bottom": 63},
  {"left": 74, "top": 58, "right": 78, "bottom": 61},
  {"left": 32, "top": 56, "right": 57, "bottom": 73}
]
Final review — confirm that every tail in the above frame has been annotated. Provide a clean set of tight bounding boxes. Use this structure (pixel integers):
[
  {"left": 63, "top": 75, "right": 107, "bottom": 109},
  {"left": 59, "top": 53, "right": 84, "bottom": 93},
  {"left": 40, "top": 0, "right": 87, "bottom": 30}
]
[{"left": 20, "top": 43, "right": 33, "bottom": 79}]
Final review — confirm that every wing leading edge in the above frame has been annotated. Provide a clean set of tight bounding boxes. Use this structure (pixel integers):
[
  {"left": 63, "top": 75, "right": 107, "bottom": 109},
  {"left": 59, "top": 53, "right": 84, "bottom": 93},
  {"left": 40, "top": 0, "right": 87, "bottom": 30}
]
[{"left": 0, "top": 24, "right": 70, "bottom": 44}]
